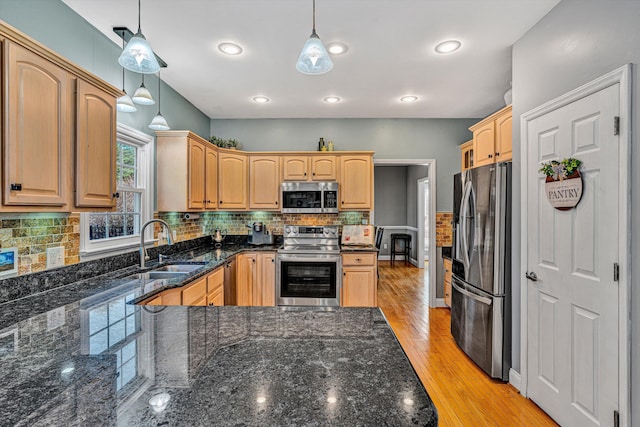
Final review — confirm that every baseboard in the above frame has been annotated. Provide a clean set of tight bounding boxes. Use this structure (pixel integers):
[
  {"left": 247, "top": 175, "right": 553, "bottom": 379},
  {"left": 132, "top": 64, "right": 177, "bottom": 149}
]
[
  {"left": 509, "top": 369, "right": 522, "bottom": 392},
  {"left": 435, "top": 298, "right": 448, "bottom": 308}
]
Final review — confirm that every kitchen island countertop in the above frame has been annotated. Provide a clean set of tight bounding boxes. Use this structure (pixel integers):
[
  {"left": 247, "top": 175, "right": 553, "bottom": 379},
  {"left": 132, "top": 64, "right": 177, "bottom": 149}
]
[{"left": 0, "top": 241, "right": 437, "bottom": 426}]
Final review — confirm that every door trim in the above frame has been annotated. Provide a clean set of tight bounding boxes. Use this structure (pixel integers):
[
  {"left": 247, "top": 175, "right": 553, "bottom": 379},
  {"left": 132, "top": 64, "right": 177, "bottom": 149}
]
[
  {"left": 373, "top": 158, "right": 437, "bottom": 308},
  {"left": 519, "top": 64, "right": 631, "bottom": 426}
]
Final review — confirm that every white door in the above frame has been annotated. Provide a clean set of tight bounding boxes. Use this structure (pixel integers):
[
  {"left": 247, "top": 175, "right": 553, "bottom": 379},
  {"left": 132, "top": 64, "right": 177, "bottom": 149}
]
[{"left": 525, "top": 84, "right": 620, "bottom": 426}]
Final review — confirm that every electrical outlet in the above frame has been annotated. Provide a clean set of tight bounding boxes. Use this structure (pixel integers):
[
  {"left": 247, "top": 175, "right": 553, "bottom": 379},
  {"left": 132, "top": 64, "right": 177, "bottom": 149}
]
[
  {"left": 383, "top": 243, "right": 388, "bottom": 249},
  {"left": 172, "top": 230, "right": 177, "bottom": 241},
  {"left": 202, "top": 226, "right": 206, "bottom": 234},
  {"left": 361, "top": 219, "right": 368, "bottom": 225},
  {"left": 46, "top": 247, "right": 65, "bottom": 269}
]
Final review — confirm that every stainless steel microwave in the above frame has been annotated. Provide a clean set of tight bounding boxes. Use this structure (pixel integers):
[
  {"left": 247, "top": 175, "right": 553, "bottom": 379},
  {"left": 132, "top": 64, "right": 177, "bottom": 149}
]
[{"left": 281, "top": 182, "right": 339, "bottom": 213}]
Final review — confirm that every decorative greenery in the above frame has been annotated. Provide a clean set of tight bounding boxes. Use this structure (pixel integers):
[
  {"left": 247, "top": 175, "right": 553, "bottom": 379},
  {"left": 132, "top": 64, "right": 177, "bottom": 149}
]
[
  {"left": 539, "top": 157, "right": 582, "bottom": 180},
  {"left": 209, "top": 136, "right": 240, "bottom": 149}
]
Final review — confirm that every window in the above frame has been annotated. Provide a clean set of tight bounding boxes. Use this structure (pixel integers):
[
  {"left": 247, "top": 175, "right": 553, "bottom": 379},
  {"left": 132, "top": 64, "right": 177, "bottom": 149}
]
[
  {"left": 81, "top": 124, "right": 153, "bottom": 258},
  {"left": 87, "top": 290, "right": 141, "bottom": 391}
]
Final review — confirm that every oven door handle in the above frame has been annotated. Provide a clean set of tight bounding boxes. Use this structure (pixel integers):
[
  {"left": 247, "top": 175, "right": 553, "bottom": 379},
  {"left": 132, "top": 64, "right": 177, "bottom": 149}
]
[{"left": 277, "top": 254, "right": 340, "bottom": 262}]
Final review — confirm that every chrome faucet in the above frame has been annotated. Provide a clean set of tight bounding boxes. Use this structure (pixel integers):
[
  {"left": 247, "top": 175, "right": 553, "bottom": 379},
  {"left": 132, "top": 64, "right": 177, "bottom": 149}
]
[{"left": 140, "top": 219, "right": 173, "bottom": 269}]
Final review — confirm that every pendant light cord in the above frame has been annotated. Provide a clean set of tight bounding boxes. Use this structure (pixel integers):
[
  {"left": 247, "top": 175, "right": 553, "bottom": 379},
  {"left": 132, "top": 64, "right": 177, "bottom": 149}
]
[
  {"left": 312, "top": 0, "right": 316, "bottom": 32},
  {"left": 138, "top": 0, "right": 142, "bottom": 32},
  {"left": 121, "top": 36, "right": 126, "bottom": 91},
  {"left": 157, "top": 69, "right": 162, "bottom": 114}
]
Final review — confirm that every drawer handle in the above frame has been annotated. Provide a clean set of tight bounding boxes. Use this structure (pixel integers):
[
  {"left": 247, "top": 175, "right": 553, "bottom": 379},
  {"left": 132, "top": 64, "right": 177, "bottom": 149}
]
[
  {"left": 356, "top": 258, "right": 361, "bottom": 262},
  {"left": 10, "top": 183, "right": 22, "bottom": 191}
]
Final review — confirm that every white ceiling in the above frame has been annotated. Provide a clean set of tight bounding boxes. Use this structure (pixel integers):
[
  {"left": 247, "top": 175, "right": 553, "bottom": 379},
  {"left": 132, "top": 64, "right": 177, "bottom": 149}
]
[{"left": 62, "top": 0, "right": 560, "bottom": 119}]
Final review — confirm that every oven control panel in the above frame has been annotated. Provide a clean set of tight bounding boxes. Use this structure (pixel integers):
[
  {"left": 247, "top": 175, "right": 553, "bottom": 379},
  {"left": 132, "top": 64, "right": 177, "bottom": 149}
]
[{"left": 283, "top": 225, "right": 338, "bottom": 238}]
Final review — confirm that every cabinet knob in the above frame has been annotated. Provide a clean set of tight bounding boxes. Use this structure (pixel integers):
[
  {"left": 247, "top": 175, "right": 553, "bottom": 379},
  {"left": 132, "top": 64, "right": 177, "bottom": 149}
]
[
  {"left": 343, "top": 272, "right": 346, "bottom": 276},
  {"left": 341, "top": 201, "right": 344, "bottom": 205},
  {"left": 312, "top": 172, "right": 316, "bottom": 176},
  {"left": 304, "top": 172, "right": 307, "bottom": 176},
  {"left": 10, "top": 184, "right": 22, "bottom": 191},
  {"left": 356, "top": 258, "right": 361, "bottom": 262},
  {"left": 275, "top": 201, "right": 278, "bottom": 205},
  {"left": 220, "top": 200, "right": 223, "bottom": 204},
  {"left": 495, "top": 152, "right": 500, "bottom": 156},
  {"left": 112, "top": 192, "right": 120, "bottom": 198},
  {"left": 488, "top": 154, "right": 493, "bottom": 158}
]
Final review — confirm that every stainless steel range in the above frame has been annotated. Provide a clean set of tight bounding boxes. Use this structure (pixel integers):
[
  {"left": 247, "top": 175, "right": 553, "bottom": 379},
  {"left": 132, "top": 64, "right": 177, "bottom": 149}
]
[{"left": 276, "top": 225, "right": 341, "bottom": 306}]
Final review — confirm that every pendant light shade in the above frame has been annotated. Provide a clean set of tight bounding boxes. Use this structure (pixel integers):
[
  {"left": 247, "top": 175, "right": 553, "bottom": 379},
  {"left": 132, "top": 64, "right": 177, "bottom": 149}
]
[
  {"left": 296, "top": 0, "right": 333, "bottom": 75},
  {"left": 117, "top": 93, "right": 137, "bottom": 112},
  {"left": 148, "top": 70, "right": 170, "bottom": 131},
  {"left": 118, "top": 0, "right": 160, "bottom": 74},
  {"left": 132, "top": 75, "right": 155, "bottom": 105},
  {"left": 117, "top": 39, "right": 137, "bottom": 113}
]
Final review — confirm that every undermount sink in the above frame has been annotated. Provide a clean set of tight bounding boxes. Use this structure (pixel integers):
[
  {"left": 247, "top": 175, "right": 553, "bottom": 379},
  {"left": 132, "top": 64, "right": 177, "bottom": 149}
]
[
  {"left": 122, "top": 263, "right": 205, "bottom": 282},
  {"left": 153, "top": 264, "right": 204, "bottom": 273}
]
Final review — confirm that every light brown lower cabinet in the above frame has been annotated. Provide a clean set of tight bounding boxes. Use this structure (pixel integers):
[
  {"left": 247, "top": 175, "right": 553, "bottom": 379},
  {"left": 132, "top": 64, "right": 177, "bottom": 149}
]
[
  {"left": 140, "top": 266, "right": 225, "bottom": 306},
  {"left": 341, "top": 252, "right": 378, "bottom": 307},
  {"left": 444, "top": 258, "right": 452, "bottom": 307},
  {"left": 237, "top": 252, "right": 276, "bottom": 307}
]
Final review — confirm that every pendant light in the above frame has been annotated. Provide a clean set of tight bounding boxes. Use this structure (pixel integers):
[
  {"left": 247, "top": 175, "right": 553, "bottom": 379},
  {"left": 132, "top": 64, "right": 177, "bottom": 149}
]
[
  {"left": 148, "top": 69, "right": 170, "bottom": 131},
  {"left": 118, "top": 0, "right": 160, "bottom": 74},
  {"left": 116, "top": 37, "right": 137, "bottom": 113},
  {"left": 132, "top": 74, "right": 155, "bottom": 105},
  {"left": 296, "top": 0, "right": 333, "bottom": 75}
]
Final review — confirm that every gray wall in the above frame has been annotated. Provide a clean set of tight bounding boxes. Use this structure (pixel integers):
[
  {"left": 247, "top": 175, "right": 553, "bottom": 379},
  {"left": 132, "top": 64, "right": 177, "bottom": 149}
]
[
  {"left": 406, "top": 165, "right": 430, "bottom": 228},
  {"left": 374, "top": 167, "right": 407, "bottom": 226},
  {"left": 512, "top": 0, "right": 639, "bottom": 419},
  {"left": 212, "top": 118, "right": 476, "bottom": 210},
  {"left": 0, "top": 0, "right": 211, "bottom": 139}
]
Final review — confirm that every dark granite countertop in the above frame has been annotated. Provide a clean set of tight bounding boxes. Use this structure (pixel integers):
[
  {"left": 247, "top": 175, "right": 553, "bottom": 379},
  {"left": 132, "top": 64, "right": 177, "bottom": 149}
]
[
  {"left": 340, "top": 244, "right": 379, "bottom": 253},
  {"left": 0, "top": 240, "right": 437, "bottom": 426}
]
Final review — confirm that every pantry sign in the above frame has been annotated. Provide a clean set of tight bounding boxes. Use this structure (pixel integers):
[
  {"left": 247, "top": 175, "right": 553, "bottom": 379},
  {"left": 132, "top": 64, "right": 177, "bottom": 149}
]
[{"left": 539, "top": 158, "right": 583, "bottom": 211}]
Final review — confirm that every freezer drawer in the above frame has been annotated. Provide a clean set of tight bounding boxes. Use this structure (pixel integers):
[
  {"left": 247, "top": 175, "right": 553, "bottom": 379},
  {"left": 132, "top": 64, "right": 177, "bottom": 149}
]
[{"left": 450, "top": 276, "right": 510, "bottom": 380}]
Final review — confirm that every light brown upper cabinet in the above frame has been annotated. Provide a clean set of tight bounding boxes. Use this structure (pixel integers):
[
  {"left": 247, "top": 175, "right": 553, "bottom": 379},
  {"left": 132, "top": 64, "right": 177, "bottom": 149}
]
[
  {"left": 4, "top": 40, "right": 71, "bottom": 207},
  {"left": 1, "top": 22, "right": 121, "bottom": 212},
  {"left": 156, "top": 131, "right": 218, "bottom": 212},
  {"left": 460, "top": 140, "right": 473, "bottom": 172},
  {"left": 218, "top": 150, "right": 248, "bottom": 210},
  {"left": 75, "top": 79, "right": 117, "bottom": 208},
  {"left": 339, "top": 155, "right": 373, "bottom": 210},
  {"left": 250, "top": 155, "right": 280, "bottom": 210},
  {"left": 469, "top": 105, "right": 512, "bottom": 168},
  {"left": 282, "top": 155, "right": 337, "bottom": 181}
]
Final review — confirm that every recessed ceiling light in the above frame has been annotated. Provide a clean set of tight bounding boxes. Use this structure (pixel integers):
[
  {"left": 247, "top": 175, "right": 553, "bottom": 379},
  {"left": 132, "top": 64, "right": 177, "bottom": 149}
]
[
  {"left": 400, "top": 95, "right": 418, "bottom": 103},
  {"left": 327, "top": 42, "right": 348, "bottom": 55},
  {"left": 218, "top": 42, "right": 243, "bottom": 55},
  {"left": 324, "top": 96, "right": 341, "bottom": 104},
  {"left": 435, "top": 40, "right": 462, "bottom": 54},
  {"left": 252, "top": 96, "right": 270, "bottom": 103}
]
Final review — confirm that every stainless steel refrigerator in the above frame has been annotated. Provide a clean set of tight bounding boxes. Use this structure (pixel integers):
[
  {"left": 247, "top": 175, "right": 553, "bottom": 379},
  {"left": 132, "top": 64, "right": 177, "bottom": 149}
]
[{"left": 451, "top": 162, "right": 511, "bottom": 380}]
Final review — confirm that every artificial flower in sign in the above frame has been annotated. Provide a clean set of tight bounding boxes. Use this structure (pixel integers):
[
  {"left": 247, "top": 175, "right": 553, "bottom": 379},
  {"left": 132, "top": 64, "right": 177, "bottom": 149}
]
[{"left": 539, "top": 158, "right": 582, "bottom": 181}]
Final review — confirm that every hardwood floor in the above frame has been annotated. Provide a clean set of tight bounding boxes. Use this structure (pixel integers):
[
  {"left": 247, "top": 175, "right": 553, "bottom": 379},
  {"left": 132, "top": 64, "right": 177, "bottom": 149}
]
[{"left": 377, "top": 261, "right": 558, "bottom": 427}]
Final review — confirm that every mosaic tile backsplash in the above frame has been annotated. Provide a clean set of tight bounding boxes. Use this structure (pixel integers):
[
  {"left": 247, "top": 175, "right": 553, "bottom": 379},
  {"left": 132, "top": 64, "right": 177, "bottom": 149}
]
[
  {"left": 435, "top": 211, "right": 453, "bottom": 247},
  {"left": 0, "top": 214, "right": 80, "bottom": 275},
  {"left": 0, "top": 212, "right": 370, "bottom": 277}
]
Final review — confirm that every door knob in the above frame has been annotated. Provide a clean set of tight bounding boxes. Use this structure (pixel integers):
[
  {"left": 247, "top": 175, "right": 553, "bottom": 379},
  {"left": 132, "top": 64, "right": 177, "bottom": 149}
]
[{"left": 525, "top": 271, "right": 538, "bottom": 282}]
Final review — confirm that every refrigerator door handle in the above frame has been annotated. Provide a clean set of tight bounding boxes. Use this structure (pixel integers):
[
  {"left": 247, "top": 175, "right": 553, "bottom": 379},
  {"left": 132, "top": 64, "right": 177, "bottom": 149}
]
[
  {"left": 460, "top": 181, "right": 472, "bottom": 270},
  {"left": 452, "top": 280, "right": 492, "bottom": 306}
]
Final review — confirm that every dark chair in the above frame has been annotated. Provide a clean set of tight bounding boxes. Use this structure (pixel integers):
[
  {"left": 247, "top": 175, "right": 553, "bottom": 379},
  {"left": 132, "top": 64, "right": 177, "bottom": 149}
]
[
  {"left": 374, "top": 227, "right": 384, "bottom": 277},
  {"left": 390, "top": 233, "right": 412, "bottom": 266}
]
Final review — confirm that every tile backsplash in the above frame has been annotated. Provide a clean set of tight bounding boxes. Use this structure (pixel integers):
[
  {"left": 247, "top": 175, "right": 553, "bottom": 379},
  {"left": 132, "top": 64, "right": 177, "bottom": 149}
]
[
  {"left": 0, "top": 213, "right": 80, "bottom": 275},
  {"left": 0, "top": 211, "right": 370, "bottom": 277},
  {"left": 156, "top": 211, "right": 370, "bottom": 242},
  {"left": 435, "top": 211, "right": 453, "bottom": 247}
]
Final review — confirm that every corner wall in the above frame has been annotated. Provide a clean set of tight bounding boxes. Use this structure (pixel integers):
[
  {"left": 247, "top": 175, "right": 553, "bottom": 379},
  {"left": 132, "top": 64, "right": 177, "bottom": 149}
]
[{"left": 512, "top": 0, "right": 639, "bottom": 420}]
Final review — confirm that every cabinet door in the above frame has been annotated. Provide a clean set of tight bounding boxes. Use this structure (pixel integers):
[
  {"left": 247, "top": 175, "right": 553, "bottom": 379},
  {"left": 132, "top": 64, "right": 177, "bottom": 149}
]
[
  {"left": 473, "top": 122, "right": 495, "bottom": 167},
  {"left": 76, "top": 79, "right": 117, "bottom": 208},
  {"left": 495, "top": 111, "right": 512, "bottom": 162},
  {"left": 282, "top": 156, "right": 309, "bottom": 181},
  {"left": 342, "top": 266, "right": 377, "bottom": 307},
  {"left": 206, "top": 267, "right": 224, "bottom": 306},
  {"left": 443, "top": 259, "right": 452, "bottom": 307},
  {"left": 460, "top": 140, "right": 473, "bottom": 172},
  {"left": 205, "top": 146, "right": 218, "bottom": 209},
  {"left": 236, "top": 253, "right": 256, "bottom": 306},
  {"left": 254, "top": 252, "right": 276, "bottom": 306},
  {"left": 182, "top": 276, "right": 207, "bottom": 306},
  {"left": 188, "top": 139, "right": 206, "bottom": 210},
  {"left": 218, "top": 152, "right": 248, "bottom": 209},
  {"left": 161, "top": 288, "right": 183, "bottom": 305},
  {"left": 340, "top": 155, "right": 372, "bottom": 210},
  {"left": 4, "top": 41, "right": 70, "bottom": 206},
  {"left": 250, "top": 156, "right": 280, "bottom": 209},
  {"left": 311, "top": 156, "right": 336, "bottom": 180}
]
